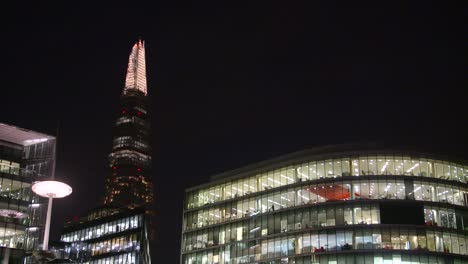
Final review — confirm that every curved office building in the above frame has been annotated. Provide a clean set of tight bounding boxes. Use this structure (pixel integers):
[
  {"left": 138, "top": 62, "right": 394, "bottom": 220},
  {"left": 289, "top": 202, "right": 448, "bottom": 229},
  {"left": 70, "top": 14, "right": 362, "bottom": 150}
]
[{"left": 181, "top": 146, "right": 468, "bottom": 264}]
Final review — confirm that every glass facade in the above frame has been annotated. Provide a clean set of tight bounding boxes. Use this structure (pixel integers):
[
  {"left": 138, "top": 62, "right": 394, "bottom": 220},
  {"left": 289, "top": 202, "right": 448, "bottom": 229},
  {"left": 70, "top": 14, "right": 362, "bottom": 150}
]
[
  {"left": 104, "top": 40, "right": 153, "bottom": 210},
  {"left": 80, "top": 252, "right": 139, "bottom": 264},
  {"left": 61, "top": 214, "right": 142, "bottom": 242},
  {"left": 184, "top": 179, "right": 466, "bottom": 230},
  {"left": 0, "top": 123, "right": 56, "bottom": 263},
  {"left": 186, "top": 156, "right": 467, "bottom": 210},
  {"left": 60, "top": 207, "right": 151, "bottom": 264},
  {"left": 182, "top": 151, "right": 468, "bottom": 264}
]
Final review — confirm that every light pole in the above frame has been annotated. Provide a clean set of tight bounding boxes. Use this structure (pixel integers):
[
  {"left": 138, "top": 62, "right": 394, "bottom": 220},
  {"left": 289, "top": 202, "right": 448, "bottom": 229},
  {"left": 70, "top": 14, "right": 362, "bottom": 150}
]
[{"left": 31, "top": 180, "right": 72, "bottom": 251}]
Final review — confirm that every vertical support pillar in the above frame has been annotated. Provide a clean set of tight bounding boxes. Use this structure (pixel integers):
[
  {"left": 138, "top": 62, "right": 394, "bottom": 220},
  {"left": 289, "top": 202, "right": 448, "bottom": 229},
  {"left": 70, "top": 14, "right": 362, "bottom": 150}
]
[{"left": 43, "top": 196, "right": 53, "bottom": 250}]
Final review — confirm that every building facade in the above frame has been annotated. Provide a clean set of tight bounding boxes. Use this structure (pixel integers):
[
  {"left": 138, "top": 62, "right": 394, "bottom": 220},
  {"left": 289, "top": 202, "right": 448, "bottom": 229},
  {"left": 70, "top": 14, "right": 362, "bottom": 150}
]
[
  {"left": 58, "top": 39, "right": 154, "bottom": 264},
  {"left": 104, "top": 39, "right": 153, "bottom": 212},
  {"left": 0, "top": 123, "right": 56, "bottom": 263},
  {"left": 181, "top": 146, "right": 468, "bottom": 264},
  {"left": 60, "top": 206, "right": 151, "bottom": 264}
]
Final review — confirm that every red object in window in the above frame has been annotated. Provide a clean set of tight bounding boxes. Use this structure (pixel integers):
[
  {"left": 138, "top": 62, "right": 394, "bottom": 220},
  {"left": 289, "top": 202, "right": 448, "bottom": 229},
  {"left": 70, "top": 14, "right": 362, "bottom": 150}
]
[
  {"left": 137, "top": 111, "right": 142, "bottom": 116},
  {"left": 122, "top": 109, "right": 127, "bottom": 114},
  {"left": 112, "top": 166, "right": 117, "bottom": 170},
  {"left": 137, "top": 168, "right": 142, "bottom": 172},
  {"left": 307, "top": 184, "right": 351, "bottom": 200}
]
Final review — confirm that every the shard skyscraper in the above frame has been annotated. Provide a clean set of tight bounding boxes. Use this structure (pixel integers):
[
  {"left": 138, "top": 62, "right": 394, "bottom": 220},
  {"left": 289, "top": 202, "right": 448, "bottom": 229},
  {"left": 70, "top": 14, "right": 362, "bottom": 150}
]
[
  {"left": 59, "top": 39, "right": 154, "bottom": 264},
  {"left": 104, "top": 39, "right": 153, "bottom": 212}
]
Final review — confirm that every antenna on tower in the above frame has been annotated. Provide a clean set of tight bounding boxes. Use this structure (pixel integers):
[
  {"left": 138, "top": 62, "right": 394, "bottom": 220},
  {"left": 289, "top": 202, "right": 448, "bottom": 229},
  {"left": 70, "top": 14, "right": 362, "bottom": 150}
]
[{"left": 137, "top": 35, "right": 144, "bottom": 44}]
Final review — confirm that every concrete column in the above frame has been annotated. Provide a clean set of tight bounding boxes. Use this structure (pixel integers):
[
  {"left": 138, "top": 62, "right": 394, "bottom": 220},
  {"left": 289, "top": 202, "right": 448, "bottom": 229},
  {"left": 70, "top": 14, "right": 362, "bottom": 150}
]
[{"left": 43, "top": 196, "right": 53, "bottom": 250}]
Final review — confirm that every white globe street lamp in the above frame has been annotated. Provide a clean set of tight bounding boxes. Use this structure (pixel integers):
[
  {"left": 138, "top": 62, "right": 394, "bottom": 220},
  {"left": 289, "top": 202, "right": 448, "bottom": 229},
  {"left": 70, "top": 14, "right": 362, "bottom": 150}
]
[{"left": 32, "top": 180, "right": 72, "bottom": 251}]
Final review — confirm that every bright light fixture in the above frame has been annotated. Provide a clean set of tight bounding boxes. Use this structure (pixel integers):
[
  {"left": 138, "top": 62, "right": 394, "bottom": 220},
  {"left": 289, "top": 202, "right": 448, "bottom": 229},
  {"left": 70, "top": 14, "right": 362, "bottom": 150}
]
[
  {"left": 0, "top": 209, "right": 27, "bottom": 219},
  {"left": 32, "top": 181, "right": 72, "bottom": 198},
  {"left": 31, "top": 180, "right": 72, "bottom": 251},
  {"left": 23, "top": 138, "right": 48, "bottom": 146}
]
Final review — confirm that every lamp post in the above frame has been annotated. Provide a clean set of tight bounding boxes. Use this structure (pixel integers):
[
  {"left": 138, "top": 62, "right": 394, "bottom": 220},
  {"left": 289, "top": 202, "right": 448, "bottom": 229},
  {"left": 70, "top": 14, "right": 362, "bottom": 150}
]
[{"left": 31, "top": 180, "right": 72, "bottom": 251}]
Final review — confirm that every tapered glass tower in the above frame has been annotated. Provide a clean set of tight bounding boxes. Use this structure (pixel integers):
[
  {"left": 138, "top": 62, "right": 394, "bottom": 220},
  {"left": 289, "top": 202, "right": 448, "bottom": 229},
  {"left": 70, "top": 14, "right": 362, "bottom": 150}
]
[
  {"left": 104, "top": 39, "right": 153, "bottom": 211},
  {"left": 58, "top": 40, "right": 153, "bottom": 264}
]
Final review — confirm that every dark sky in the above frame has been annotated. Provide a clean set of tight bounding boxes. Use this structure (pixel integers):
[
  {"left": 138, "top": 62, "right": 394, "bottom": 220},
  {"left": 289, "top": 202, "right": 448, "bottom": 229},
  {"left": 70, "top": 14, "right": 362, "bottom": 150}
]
[{"left": 1, "top": 2, "right": 466, "bottom": 263}]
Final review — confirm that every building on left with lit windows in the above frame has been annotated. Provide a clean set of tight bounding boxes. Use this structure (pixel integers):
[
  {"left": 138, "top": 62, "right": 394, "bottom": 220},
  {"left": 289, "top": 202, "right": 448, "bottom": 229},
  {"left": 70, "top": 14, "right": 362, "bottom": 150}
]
[{"left": 0, "top": 123, "right": 56, "bottom": 263}]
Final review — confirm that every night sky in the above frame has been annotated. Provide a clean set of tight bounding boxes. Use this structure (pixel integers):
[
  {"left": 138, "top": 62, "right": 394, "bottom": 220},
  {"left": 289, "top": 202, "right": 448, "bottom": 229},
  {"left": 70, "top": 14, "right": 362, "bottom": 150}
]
[{"left": 1, "top": 2, "right": 466, "bottom": 262}]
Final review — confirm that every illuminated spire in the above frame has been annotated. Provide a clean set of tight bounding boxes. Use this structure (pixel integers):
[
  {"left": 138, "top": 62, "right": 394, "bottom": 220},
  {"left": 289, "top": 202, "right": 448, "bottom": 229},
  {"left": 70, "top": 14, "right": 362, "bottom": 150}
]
[{"left": 124, "top": 39, "right": 147, "bottom": 95}]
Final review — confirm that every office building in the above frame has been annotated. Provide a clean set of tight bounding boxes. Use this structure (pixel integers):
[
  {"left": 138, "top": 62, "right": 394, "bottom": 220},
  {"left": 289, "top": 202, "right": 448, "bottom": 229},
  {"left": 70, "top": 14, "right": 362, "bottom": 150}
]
[
  {"left": 181, "top": 146, "right": 468, "bottom": 264},
  {"left": 60, "top": 206, "right": 151, "bottom": 264},
  {"left": 0, "top": 123, "right": 56, "bottom": 263}
]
